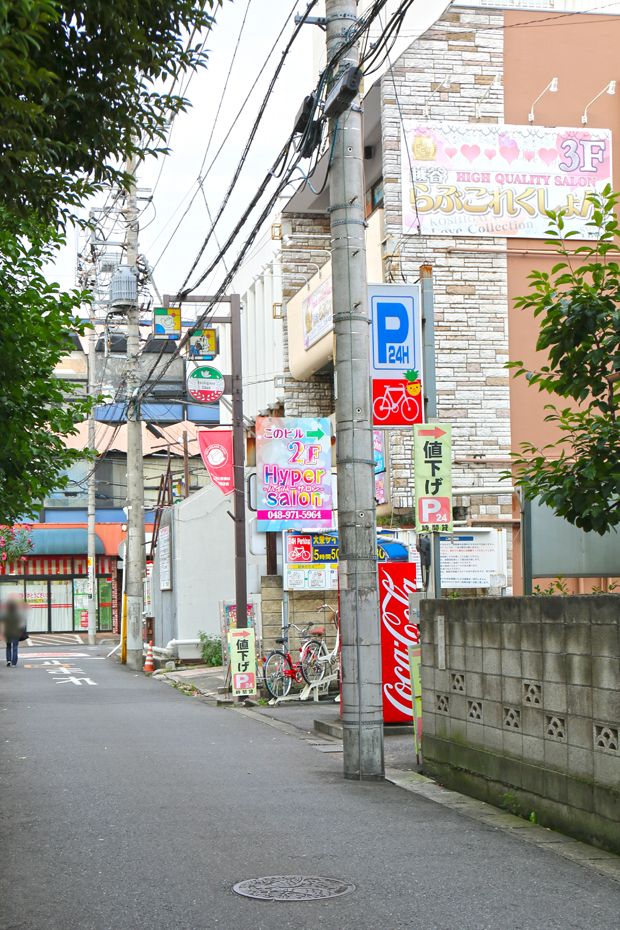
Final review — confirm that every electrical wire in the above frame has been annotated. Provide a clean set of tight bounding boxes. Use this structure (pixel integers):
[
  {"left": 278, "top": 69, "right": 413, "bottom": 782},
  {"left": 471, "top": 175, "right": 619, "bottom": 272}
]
[
  {"left": 148, "top": 0, "right": 300, "bottom": 268},
  {"left": 177, "top": 0, "right": 320, "bottom": 293},
  {"left": 138, "top": 0, "right": 418, "bottom": 401}
]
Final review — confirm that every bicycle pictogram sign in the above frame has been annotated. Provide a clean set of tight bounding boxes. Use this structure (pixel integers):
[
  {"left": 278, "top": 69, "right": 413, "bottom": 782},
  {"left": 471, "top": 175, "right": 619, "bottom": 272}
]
[{"left": 372, "top": 379, "right": 423, "bottom": 427}]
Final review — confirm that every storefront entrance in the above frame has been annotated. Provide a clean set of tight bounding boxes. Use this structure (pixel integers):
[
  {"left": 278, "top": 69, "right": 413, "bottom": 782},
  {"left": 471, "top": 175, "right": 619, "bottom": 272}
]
[{"left": 0, "top": 556, "right": 115, "bottom": 633}]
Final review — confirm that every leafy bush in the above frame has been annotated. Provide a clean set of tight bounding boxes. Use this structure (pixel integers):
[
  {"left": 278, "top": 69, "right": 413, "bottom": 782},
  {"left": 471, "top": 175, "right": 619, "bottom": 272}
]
[{"left": 198, "top": 632, "right": 223, "bottom": 667}]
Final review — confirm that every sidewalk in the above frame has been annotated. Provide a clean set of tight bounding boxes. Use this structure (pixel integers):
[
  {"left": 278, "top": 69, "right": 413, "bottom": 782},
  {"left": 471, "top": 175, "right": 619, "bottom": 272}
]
[{"left": 151, "top": 665, "right": 620, "bottom": 887}]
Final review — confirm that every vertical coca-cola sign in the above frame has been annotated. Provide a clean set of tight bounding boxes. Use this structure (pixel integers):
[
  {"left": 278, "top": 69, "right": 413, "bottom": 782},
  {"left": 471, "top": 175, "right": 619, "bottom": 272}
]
[{"left": 379, "top": 562, "right": 419, "bottom": 723}]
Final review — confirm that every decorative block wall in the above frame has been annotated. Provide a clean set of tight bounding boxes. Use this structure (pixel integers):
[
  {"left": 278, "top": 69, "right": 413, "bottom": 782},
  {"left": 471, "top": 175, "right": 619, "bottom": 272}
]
[{"left": 419, "top": 594, "right": 620, "bottom": 854}]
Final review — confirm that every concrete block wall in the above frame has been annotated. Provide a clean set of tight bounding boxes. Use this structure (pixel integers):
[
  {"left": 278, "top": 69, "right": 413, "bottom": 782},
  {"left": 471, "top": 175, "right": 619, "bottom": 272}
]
[
  {"left": 381, "top": 6, "right": 512, "bottom": 585},
  {"left": 419, "top": 594, "right": 620, "bottom": 853}
]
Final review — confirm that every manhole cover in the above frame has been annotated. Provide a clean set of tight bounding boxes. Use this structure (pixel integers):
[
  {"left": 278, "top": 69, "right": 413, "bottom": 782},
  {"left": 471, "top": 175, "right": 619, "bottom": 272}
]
[{"left": 232, "top": 875, "right": 356, "bottom": 902}]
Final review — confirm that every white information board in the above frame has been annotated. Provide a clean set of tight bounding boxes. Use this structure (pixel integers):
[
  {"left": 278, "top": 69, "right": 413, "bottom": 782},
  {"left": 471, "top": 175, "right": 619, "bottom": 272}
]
[
  {"left": 440, "top": 529, "right": 506, "bottom": 588},
  {"left": 159, "top": 525, "right": 172, "bottom": 591}
]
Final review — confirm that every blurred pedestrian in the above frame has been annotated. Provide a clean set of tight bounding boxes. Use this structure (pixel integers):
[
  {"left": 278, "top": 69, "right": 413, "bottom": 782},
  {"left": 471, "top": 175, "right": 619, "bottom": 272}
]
[{"left": 2, "top": 598, "right": 27, "bottom": 667}]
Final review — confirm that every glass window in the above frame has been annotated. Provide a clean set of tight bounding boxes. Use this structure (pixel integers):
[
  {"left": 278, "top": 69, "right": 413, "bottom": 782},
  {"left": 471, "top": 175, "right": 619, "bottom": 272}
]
[
  {"left": 372, "top": 178, "right": 383, "bottom": 209},
  {"left": 50, "top": 580, "right": 73, "bottom": 632},
  {"left": 0, "top": 581, "right": 25, "bottom": 604},
  {"left": 25, "top": 581, "right": 49, "bottom": 632},
  {"left": 73, "top": 578, "right": 91, "bottom": 631},
  {"left": 98, "top": 577, "right": 113, "bottom": 631}
]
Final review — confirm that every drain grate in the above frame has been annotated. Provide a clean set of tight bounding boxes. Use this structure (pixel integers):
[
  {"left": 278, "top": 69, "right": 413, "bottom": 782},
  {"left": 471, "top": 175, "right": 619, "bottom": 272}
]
[{"left": 233, "top": 875, "right": 356, "bottom": 902}]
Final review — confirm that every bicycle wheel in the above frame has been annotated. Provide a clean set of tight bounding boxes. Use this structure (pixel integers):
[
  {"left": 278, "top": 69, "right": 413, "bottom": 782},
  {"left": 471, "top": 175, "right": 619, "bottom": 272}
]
[
  {"left": 263, "top": 650, "right": 292, "bottom": 699},
  {"left": 301, "top": 640, "right": 328, "bottom": 685},
  {"left": 401, "top": 394, "right": 420, "bottom": 422},
  {"left": 373, "top": 393, "right": 391, "bottom": 422}
]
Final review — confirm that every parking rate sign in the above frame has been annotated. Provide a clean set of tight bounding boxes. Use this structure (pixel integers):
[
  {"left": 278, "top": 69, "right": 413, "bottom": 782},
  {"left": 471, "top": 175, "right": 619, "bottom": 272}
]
[
  {"left": 369, "top": 284, "right": 423, "bottom": 427},
  {"left": 229, "top": 628, "right": 257, "bottom": 696},
  {"left": 413, "top": 424, "right": 452, "bottom": 532}
]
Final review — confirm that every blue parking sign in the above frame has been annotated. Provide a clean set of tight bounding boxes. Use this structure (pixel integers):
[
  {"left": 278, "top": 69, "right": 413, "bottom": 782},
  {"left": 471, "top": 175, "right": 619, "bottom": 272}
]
[{"left": 369, "top": 284, "right": 421, "bottom": 378}]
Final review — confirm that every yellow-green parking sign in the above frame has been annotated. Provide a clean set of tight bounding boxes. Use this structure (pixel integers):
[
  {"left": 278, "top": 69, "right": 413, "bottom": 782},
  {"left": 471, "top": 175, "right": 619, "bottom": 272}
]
[{"left": 413, "top": 423, "right": 452, "bottom": 532}]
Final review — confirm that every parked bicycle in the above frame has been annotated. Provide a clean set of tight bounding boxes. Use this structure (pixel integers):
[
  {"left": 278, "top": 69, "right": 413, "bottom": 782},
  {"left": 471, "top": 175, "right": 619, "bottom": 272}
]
[
  {"left": 262, "top": 621, "right": 326, "bottom": 699},
  {"left": 299, "top": 605, "right": 340, "bottom": 685}
]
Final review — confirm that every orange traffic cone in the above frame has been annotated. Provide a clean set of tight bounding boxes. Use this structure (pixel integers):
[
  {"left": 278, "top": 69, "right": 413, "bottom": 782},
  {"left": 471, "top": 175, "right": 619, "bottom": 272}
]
[{"left": 144, "top": 640, "right": 154, "bottom": 673}]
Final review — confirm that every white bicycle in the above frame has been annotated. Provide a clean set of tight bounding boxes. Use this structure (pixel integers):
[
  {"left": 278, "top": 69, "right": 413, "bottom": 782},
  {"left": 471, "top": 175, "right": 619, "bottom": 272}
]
[{"left": 301, "top": 604, "right": 340, "bottom": 684}]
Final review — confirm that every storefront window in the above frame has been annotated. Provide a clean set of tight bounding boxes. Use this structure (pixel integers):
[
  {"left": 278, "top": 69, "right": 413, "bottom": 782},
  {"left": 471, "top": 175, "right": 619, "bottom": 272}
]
[
  {"left": 50, "top": 579, "right": 73, "bottom": 632},
  {"left": 98, "top": 577, "right": 113, "bottom": 631},
  {"left": 73, "top": 578, "right": 91, "bottom": 631},
  {"left": 25, "top": 581, "right": 48, "bottom": 632}
]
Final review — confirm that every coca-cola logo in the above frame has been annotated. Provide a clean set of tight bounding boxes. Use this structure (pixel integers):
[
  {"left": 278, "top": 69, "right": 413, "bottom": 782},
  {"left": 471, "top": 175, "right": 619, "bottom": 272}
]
[{"left": 379, "top": 563, "right": 418, "bottom": 723}]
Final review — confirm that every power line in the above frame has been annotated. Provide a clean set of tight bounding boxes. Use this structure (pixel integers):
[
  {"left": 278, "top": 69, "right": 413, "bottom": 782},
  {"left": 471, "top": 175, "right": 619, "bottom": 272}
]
[
  {"left": 148, "top": 0, "right": 300, "bottom": 270},
  {"left": 177, "top": 0, "right": 320, "bottom": 293},
  {"left": 138, "top": 0, "right": 418, "bottom": 402}
]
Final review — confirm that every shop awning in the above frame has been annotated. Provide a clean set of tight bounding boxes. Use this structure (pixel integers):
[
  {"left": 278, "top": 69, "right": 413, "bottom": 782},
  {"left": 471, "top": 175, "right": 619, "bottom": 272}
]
[{"left": 30, "top": 528, "right": 105, "bottom": 555}]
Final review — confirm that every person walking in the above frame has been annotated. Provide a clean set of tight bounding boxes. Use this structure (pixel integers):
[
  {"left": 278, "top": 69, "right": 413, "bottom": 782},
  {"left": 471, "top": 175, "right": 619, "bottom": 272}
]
[{"left": 2, "top": 598, "right": 26, "bottom": 667}]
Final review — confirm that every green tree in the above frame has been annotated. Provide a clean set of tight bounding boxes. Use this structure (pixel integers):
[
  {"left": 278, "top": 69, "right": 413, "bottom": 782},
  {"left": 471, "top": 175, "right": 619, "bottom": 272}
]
[
  {"left": 0, "top": 0, "right": 220, "bottom": 519},
  {"left": 0, "top": 212, "right": 94, "bottom": 521},
  {"left": 0, "top": 0, "right": 219, "bottom": 221},
  {"left": 508, "top": 187, "right": 620, "bottom": 535}
]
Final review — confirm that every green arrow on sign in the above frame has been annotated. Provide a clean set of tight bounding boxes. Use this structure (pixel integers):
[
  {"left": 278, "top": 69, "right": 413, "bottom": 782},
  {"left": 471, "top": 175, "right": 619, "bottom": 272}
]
[{"left": 306, "top": 427, "right": 325, "bottom": 441}]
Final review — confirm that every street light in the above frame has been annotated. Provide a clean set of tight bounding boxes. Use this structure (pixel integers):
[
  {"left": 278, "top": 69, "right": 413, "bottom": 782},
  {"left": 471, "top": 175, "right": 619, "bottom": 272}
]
[
  {"left": 582, "top": 81, "right": 616, "bottom": 124},
  {"left": 528, "top": 77, "right": 558, "bottom": 123}
]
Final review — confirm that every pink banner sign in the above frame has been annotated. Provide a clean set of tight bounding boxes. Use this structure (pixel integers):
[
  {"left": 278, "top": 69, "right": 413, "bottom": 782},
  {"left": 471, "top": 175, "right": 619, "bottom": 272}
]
[{"left": 198, "top": 429, "right": 234, "bottom": 496}]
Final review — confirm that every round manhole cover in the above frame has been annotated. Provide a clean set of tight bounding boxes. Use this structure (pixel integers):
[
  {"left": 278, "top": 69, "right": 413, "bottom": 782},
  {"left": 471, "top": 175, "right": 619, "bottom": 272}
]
[{"left": 232, "top": 875, "right": 356, "bottom": 902}]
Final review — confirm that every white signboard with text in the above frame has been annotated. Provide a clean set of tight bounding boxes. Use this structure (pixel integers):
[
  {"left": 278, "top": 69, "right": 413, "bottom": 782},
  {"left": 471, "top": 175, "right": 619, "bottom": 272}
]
[
  {"left": 401, "top": 122, "right": 612, "bottom": 238},
  {"left": 439, "top": 528, "right": 507, "bottom": 589},
  {"left": 158, "top": 525, "right": 171, "bottom": 591}
]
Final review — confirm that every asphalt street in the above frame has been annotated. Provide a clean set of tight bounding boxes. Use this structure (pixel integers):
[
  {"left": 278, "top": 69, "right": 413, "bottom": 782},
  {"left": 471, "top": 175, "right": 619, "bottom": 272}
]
[{"left": 1, "top": 644, "right": 619, "bottom": 930}]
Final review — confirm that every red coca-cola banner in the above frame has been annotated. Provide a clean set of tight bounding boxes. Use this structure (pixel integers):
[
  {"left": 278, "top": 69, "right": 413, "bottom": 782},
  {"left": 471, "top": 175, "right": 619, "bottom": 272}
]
[
  {"left": 197, "top": 429, "right": 234, "bottom": 496},
  {"left": 379, "top": 562, "right": 419, "bottom": 723}
]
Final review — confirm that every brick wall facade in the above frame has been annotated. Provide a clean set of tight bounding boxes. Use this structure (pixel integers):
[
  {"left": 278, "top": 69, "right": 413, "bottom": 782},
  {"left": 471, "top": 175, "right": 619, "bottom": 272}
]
[
  {"left": 381, "top": 7, "right": 513, "bottom": 589},
  {"left": 280, "top": 214, "right": 335, "bottom": 418}
]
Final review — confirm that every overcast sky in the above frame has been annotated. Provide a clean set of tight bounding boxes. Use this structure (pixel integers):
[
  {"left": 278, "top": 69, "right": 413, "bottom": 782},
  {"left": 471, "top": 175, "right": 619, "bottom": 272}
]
[{"left": 49, "top": 0, "right": 315, "bottom": 295}]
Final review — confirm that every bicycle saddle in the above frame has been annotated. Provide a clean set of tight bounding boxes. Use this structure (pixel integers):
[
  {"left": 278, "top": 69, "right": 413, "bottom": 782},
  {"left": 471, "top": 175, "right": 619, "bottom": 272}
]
[
  {"left": 311, "top": 627, "right": 325, "bottom": 636},
  {"left": 275, "top": 638, "right": 285, "bottom": 645}
]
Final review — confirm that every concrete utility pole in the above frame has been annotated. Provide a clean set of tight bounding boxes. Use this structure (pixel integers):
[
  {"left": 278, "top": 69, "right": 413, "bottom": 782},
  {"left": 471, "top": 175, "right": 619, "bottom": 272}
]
[
  {"left": 124, "top": 154, "right": 145, "bottom": 670},
  {"left": 87, "top": 296, "right": 97, "bottom": 646},
  {"left": 326, "top": 0, "right": 384, "bottom": 780},
  {"left": 420, "top": 265, "right": 441, "bottom": 598}
]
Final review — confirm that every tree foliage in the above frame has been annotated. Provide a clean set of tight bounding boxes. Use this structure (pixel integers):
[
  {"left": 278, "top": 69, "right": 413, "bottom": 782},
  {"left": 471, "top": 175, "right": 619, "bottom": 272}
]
[
  {"left": 0, "top": 212, "right": 94, "bottom": 522},
  {"left": 0, "top": 0, "right": 219, "bottom": 221},
  {"left": 0, "top": 0, "right": 220, "bottom": 520},
  {"left": 508, "top": 187, "right": 620, "bottom": 535}
]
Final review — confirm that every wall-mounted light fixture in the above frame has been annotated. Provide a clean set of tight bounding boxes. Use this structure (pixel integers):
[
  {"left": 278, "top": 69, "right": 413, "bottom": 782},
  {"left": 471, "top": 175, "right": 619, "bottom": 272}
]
[
  {"left": 475, "top": 75, "right": 501, "bottom": 120},
  {"left": 582, "top": 81, "right": 616, "bottom": 124},
  {"left": 528, "top": 77, "right": 558, "bottom": 123},
  {"left": 422, "top": 77, "right": 451, "bottom": 120}
]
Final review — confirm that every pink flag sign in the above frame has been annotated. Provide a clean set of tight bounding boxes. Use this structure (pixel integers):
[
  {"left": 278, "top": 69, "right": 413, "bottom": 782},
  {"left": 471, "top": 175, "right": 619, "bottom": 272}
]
[{"left": 197, "top": 429, "right": 234, "bottom": 496}]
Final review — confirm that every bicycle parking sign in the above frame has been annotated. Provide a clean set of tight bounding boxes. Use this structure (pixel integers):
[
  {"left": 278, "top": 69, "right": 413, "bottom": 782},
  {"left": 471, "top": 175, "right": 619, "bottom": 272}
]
[{"left": 368, "top": 284, "right": 423, "bottom": 427}]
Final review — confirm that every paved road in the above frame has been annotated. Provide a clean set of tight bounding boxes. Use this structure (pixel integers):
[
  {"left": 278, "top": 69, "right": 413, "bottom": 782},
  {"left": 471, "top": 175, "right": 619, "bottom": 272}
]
[{"left": 1, "top": 645, "right": 619, "bottom": 930}]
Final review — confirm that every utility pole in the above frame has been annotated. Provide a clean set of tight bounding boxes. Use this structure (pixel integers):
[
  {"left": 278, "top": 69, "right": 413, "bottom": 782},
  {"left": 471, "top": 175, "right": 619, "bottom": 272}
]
[
  {"left": 183, "top": 430, "right": 190, "bottom": 498},
  {"left": 87, "top": 296, "right": 97, "bottom": 646},
  {"left": 420, "top": 265, "right": 441, "bottom": 598},
  {"left": 326, "top": 0, "right": 384, "bottom": 780},
  {"left": 124, "top": 153, "right": 145, "bottom": 669}
]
